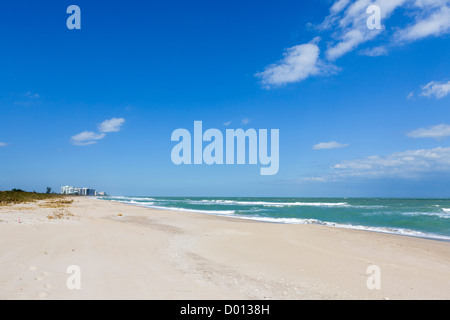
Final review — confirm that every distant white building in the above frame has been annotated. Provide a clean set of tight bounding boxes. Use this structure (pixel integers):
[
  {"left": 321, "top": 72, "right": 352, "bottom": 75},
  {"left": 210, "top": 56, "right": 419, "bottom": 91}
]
[
  {"left": 61, "top": 186, "right": 79, "bottom": 195},
  {"left": 80, "top": 188, "right": 88, "bottom": 196},
  {"left": 61, "top": 186, "right": 102, "bottom": 196}
]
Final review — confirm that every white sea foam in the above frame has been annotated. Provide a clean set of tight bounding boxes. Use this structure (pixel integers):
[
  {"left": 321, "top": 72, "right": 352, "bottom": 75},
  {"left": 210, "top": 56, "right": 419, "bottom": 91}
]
[
  {"left": 109, "top": 196, "right": 155, "bottom": 201},
  {"left": 129, "top": 197, "right": 156, "bottom": 201},
  {"left": 109, "top": 199, "right": 155, "bottom": 206},
  {"left": 102, "top": 197, "right": 450, "bottom": 241},
  {"left": 398, "top": 211, "right": 450, "bottom": 219},
  {"left": 232, "top": 216, "right": 450, "bottom": 241},
  {"left": 140, "top": 205, "right": 236, "bottom": 215},
  {"left": 189, "top": 199, "right": 350, "bottom": 207},
  {"left": 108, "top": 199, "right": 236, "bottom": 215}
]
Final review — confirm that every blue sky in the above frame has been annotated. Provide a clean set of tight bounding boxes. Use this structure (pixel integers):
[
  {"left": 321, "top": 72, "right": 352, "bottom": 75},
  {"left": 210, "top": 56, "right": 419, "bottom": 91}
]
[{"left": 0, "top": 0, "right": 450, "bottom": 197}]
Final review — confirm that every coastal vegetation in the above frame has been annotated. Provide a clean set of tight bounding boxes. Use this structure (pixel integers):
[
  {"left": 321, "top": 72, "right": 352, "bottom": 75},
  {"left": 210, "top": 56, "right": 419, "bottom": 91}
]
[{"left": 0, "top": 189, "right": 67, "bottom": 206}]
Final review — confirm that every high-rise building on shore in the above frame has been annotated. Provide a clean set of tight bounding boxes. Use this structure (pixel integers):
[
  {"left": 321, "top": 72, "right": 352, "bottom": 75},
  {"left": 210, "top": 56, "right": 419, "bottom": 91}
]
[
  {"left": 60, "top": 186, "right": 107, "bottom": 196},
  {"left": 61, "top": 186, "right": 79, "bottom": 195}
]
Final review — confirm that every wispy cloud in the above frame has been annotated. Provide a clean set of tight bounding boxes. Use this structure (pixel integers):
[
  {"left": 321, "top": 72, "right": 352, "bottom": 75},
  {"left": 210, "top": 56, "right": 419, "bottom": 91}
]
[
  {"left": 223, "top": 121, "right": 232, "bottom": 126},
  {"left": 313, "top": 141, "right": 349, "bottom": 150},
  {"left": 71, "top": 117, "right": 125, "bottom": 146},
  {"left": 395, "top": 5, "right": 450, "bottom": 42},
  {"left": 322, "top": 0, "right": 408, "bottom": 60},
  {"left": 14, "top": 91, "right": 41, "bottom": 107},
  {"left": 257, "top": 0, "right": 450, "bottom": 87},
  {"left": 419, "top": 80, "right": 450, "bottom": 99},
  {"left": 98, "top": 117, "right": 125, "bottom": 133},
  {"left": 256, "top": 38, "right": 337, "bottom": 87},
  {"left": 24, "top": 91, "right": 40, "bottom": 99},
  {"left": 0, "top": 142, "right": 8, "bottom": 147},
  {"left": 359, "top": 46, "right": 388, "bottom": 56},
  {"left": 408, "top": 80, "right": 450, "bottom": 99},
  {"left": 241, "top": 118, "right": 251, "bottom": 125},
  {"left": 306, "top": 146, "right": 450, "bottom": 181},
  {"left": 407, "top": 124, "right": 450, "bottom": 138},
  {"left": 334, "top": 147, "right": 450, "bottom": 178},
  {"left": 70, "top": 131, "right": 106, "bottom": 146}
]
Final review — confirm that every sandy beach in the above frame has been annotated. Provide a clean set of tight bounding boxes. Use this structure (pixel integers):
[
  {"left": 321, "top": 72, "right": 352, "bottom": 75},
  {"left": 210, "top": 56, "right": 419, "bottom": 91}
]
[{"left": 0, "top": 196, "right": 449, "bottom": 300}]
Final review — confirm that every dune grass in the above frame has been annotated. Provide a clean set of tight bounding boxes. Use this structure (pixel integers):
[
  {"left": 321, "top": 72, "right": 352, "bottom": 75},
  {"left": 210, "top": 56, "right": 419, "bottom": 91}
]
[
  {"left": 39, "top": 199, "right": 74, "bottom": 208},
  {"left": 47, "top": 207, "right": 74, "bottom": 220},
  {"left": 0, "top": 190, "right": 69, "bottom": 206}
]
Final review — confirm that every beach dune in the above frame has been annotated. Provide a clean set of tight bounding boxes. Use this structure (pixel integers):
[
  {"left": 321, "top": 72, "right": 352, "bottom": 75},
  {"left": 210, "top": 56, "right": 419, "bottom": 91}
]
[{"left": 0, "top": 197, "right": 449, "bottom": 300}]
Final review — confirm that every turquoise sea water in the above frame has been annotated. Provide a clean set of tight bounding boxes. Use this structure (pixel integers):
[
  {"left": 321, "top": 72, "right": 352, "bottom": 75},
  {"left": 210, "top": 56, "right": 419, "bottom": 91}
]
[{"left": 101, "top": 196, "right": 450, "bottom": 241}]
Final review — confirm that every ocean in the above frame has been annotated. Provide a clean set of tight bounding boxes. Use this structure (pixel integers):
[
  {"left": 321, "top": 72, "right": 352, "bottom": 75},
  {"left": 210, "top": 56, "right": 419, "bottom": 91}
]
[{"left": 100, "top": 196, "right": 450, "bottom": 241}]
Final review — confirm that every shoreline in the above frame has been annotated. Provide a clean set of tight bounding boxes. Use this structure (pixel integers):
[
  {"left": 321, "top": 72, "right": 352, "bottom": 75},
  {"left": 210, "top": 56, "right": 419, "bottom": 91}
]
[
  {"left": 1, "top": 196, "right": 449, "bottom": 299},
  {"left": 97, "top": 197, "right": 450, "bottom": 243}
]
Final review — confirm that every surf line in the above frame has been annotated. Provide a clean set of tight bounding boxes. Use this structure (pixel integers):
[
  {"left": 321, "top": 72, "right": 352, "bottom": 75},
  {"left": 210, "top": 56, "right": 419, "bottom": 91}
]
[{"left": 171, "top": 121, "right": 279, "bottom": 175}]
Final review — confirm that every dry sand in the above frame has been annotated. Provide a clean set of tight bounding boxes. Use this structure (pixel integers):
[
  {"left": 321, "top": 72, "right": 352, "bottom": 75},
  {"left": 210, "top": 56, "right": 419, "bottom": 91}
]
[{"left": 0, "top": 197, "right": 449, "bottom": 300}]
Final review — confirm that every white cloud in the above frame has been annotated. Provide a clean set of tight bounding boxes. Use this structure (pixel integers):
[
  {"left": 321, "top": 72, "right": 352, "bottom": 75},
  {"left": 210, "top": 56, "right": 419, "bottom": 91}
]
[
  {"left": 223, "top": 121, "right": 232, "bottom": 126},
  {"left": 303, "top": 176, "right": 328, "bottom": 182},
  {"left": 256, "top": 38, "right": 332, "bottom": 87},
  {"left": 14, "top": 91, "right": 41, "bottom": 107},
  {"left": 70, "top": 131, "right": 106, "bottom": 146},
  {"left": 306, "top": 146, "right": 450, "bottom": 181},
  {"left": 359, "top": 46, "right": 388, "bottom": 56},
  {"left": 0, "top": 142, "right": 8, "bottom": 147},
  {"left": 313, "top": 141, "right": 349, "bottom": 150},
  {"left": 332, "top": 147, "right": 450, "bottom": 178},
  {"left": 418, "top": 80, "right": 450, "bottom": 98},
  {"left": 327, "top": 29, "right": 375, "bottom": 61},
  {"left": 395, "top": 5, "right": 450, "bottom": 42},
  {"left": 24, "top": 91, "right": 40, "bottom": 99},
  {"left": 317, "top": 0, "right": 449, "bottom": 60},
  {"left": 407, "top": 124, "right": 450, "bottom": 138},
  {"left": 257, "top": 0, "right": 450, "bottom": 87},
  {"left": 323, "top": 0, "right": 408, "bottom": 60},
  {"left": 331, "top": 0, "right": 351, "bottom": 14},
  {"left": 413, "top": 0, "right": 449, "bottom": 8},
  {"left": 98, "top": 117, "right": 125, "bottom": 133},
  {"left": 317, "top": 0, "right": 352, "bottom": 30},
  {"left": 71, "top": 117, "right": 125, "bottom": 146},
  {"left": 241, "top": 118, "right": 250, "bottom": 125}
]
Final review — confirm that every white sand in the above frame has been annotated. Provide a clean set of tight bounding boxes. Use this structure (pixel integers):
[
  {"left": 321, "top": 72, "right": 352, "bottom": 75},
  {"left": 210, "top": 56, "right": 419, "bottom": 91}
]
[{"left": 0, "top": 197, "right": 449, "bottom": 300}]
